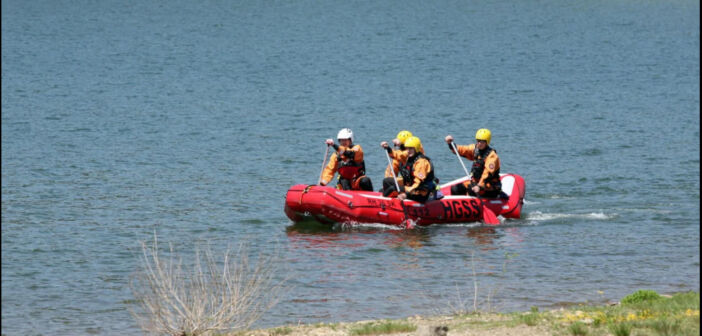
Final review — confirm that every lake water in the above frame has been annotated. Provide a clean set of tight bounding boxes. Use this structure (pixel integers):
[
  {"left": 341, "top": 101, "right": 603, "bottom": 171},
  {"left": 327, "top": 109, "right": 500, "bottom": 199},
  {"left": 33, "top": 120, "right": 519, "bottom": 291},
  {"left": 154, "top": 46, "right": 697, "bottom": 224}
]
[{"left": 2, "top": 0, "right": 699, "bottom": 335}]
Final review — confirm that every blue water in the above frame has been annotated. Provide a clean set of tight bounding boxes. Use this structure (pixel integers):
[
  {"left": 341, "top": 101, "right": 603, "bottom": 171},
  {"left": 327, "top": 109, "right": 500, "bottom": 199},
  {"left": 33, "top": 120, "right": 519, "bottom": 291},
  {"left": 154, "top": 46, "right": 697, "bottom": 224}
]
[{"left": 2, "top": 0, "right": 699, "bottom": 335}]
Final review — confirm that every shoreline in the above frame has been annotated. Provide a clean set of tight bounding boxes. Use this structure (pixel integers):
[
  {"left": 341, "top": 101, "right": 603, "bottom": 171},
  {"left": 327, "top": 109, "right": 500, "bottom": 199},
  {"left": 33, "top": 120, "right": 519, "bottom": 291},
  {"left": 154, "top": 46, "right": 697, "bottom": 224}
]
[{"left": 237, "top": 291, "right": 700, "bottom": 336}]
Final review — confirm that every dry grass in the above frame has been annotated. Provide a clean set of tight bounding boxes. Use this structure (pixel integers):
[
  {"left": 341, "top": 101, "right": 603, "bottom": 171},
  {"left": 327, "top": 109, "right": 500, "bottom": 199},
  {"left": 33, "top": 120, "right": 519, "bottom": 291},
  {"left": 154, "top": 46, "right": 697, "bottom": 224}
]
[
  {"left": 432, "top": 251, "right": 516, "bottom": 316},
  {"left": 129, "top": 234, "right": 286, "bottom": 336}
]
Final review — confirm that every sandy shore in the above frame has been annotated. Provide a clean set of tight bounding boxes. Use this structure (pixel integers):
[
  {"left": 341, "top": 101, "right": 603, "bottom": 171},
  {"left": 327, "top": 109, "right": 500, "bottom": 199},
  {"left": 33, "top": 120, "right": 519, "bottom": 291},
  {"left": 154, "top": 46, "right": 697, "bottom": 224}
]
[
  {"left": 240, "top": 310, "right": 575, "bottom": 336},
  {"left": 225, "top": 291, "right": 699, "bottom": 336}
]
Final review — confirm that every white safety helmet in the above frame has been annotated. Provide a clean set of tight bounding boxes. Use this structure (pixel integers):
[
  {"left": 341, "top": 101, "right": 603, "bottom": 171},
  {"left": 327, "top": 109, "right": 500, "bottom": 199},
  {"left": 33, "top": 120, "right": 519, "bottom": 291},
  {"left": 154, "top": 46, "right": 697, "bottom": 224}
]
[{"left": 337, "top": 128, "right": 354, "bottom": 143}]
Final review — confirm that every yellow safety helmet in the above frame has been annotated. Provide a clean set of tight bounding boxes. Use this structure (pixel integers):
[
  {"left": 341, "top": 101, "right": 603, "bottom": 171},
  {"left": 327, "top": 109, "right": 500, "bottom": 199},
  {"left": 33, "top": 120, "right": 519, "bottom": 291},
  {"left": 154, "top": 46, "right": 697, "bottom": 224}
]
[
  {"left": 475, "top": 128, "right": 492, "bottom": 145},
  {"left": 396, "top": 130, "right": 413, "bottom": 143},
  {"left": 404, "top": 136, "right": 422, "bottom": 151}
]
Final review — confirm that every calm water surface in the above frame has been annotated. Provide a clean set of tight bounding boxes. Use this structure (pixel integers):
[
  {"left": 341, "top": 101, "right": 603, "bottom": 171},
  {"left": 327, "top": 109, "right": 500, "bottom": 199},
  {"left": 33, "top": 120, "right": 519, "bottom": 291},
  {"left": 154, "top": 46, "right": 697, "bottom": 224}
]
[{"left": 2, "top": 0, "right": 699, "bottom": 335}]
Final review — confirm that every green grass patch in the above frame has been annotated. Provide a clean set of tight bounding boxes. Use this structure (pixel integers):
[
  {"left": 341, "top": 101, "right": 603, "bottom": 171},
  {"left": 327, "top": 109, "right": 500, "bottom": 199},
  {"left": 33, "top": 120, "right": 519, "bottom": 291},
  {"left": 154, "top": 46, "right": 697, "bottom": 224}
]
[
  {"left": 608, "top": 321, "right": 631, "bottom": 336},
  {"left": 310, "top": 322, "right": 339, "bottom": 331},
  {"left": 519, "top": 313, "right": 541, "bottom": 326},
  {"left": 452, "top": 316, "right": 516, "bottom": 331},
  {"left": 648, "top": 318, "right": 682, "bottom": 336},
  {"left": 555, "top": 291, "right": 699, "bottom": 336},
  {"left": 621, "top": 289, "right": 662, "bottom": 305},
  {"left": 269, "top": 326, "right": 294, "bottom": 335},
  {"left": 508, "top": 310, "right": 555, "bottom": 329},
  {"left": 568, "top": 321, "right": 588, "bottom": 335},
  {"left": 349, "top": 320, "right": 417, "bottom": 335}
]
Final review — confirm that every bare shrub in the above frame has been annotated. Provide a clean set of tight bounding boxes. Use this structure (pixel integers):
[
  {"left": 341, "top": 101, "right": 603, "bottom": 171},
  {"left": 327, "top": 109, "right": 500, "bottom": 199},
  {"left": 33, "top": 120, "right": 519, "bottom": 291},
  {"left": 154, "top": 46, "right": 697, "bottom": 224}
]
[
  {"left": 431, "top": 251, "right": 516, "bottom": 315},
  {"left": 129, "top": 234, "right": 286, "bottom": 336}
]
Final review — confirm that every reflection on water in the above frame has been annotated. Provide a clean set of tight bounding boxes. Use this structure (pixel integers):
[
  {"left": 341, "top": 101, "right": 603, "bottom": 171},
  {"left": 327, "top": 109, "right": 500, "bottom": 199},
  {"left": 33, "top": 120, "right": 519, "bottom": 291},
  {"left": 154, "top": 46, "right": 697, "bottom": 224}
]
[
  {"left": 286, "top": 222, "right": 434, "bottom": 250},
  {"left": 466, "top": 226, "right": 526, "bottom": 251},
  {"left": 1, "top": 0, "right": 698, "bottom": 332},
  {"left": 467, "top": 226, "right": 500, "bottom": 250},
  {"left": 286, "top": 221, "right": 527, "bottom": 253}
]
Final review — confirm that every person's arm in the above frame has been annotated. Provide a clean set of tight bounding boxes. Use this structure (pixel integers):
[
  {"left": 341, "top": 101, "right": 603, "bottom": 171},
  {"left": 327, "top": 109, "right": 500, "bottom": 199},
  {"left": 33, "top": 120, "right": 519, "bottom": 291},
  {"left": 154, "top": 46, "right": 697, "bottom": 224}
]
[
  {"left": 404, "top": 159, "right": 431, "bottom": 193},
  {"left": 320, "top": 153, "right": 339, "bottom": 185},
  {"left": 384, "top": 160, "right": 397, "bottom": 178},
  {"left": 477, "top": 152, "right": 500, "bottom": 189},
  {"left": 456, "top": 144, "right": 475, "bottom": 160},
  {"left": 325, "top": 139, "right": 339, "bottom": 152},
  {"left": 389, "top": 149, "right": 408, "bottom": 162},
  {"left": 351, "top": 144, "right": 364, "bottom": 163},
  {"left": 446, "top": 135, "right": 475, "bottom": 160},
  {"left": 381, "top": 142, "right": 400, "bottom": 178}
]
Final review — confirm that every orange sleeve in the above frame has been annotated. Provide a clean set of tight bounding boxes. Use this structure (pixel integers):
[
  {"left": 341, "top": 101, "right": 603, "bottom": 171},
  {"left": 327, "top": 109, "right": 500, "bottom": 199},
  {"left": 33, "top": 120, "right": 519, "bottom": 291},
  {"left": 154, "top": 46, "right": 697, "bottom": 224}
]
[
  {"left": 320, "top": 152, "right": 339, "bottom": 185},
  {"left": 388, "top": 149, "right": 409, "bottom": 163},
  {"left": 457, "top": 144, "right": 476, "bottom": 161},
  {"left": 405, "top": 158, "right": 431, "bottom": 193},
  {"left": 385, "top": 149, "right": 408, "bottom": 178},
  {"left": 478, "top": 152, "right": 500, "bottom": 188},
  {"left": 352, "top": 144, "right": 363, "bottom": 163},
  {"left": 384, "top": 159, "right": 400, "bottom": 178}
]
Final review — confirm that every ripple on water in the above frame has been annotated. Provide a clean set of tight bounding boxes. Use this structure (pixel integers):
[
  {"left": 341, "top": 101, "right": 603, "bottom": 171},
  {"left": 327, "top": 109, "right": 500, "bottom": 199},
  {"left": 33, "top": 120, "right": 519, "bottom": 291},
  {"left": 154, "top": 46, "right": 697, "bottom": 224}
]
[{"left": 1, "top": 0, "right": 699, "bottom": 334}]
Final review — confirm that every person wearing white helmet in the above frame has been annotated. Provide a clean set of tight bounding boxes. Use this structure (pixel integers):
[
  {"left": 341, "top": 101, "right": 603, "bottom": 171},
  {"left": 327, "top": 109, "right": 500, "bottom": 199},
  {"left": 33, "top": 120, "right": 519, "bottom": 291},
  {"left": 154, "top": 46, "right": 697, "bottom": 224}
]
[
  {"left": 320, "top": 128, "right": 373, "bottom": 191},
  {"left": 445, "top": 128, "right": 502, "bottom": 198}
]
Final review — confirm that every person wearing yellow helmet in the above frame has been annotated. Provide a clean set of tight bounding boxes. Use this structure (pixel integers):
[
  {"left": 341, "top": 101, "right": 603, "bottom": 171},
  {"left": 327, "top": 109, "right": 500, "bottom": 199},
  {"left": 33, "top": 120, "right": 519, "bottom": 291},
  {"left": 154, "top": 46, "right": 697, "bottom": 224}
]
[
  {"left": 380, "top": 130, "right": 425, "bottom": 196},
  {"left": 445, "top": 128, "right": 502, "bottom": 198},
  {"left": 382, "top": 136, "right": 436, "bottom": 203},
  {"left": 396, "top": 130, "right": 413, "bottom": 144},
  {"left": 320, "top": 128, "right": 374, "bottom": 191}
]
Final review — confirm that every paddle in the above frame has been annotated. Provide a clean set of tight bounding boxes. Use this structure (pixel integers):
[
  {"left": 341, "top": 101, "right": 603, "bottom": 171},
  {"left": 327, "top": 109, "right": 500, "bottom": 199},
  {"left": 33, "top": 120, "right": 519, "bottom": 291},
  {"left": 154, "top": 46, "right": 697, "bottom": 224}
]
[
  {"left": 317, "top": 144, "right": 330, "bottom": 185},
  {"left": 383, "top": 146, "right": 413, "bottom": 228},
  {"left": 400, "top": 199, "right": 414, "bottom": 229},
  {"left": 383, "top": 148, "right": 402, "bottom": 194},
  {"left": 449, "top": 141, "right": 500, "bottom": 225}
]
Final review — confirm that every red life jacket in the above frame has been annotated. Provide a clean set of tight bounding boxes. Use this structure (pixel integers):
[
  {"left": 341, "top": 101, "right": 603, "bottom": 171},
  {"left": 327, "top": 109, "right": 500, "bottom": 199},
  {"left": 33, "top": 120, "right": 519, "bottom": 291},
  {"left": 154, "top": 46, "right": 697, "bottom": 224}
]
[{"left": 337, "top": 149, "right": 365, "bottom": 180}]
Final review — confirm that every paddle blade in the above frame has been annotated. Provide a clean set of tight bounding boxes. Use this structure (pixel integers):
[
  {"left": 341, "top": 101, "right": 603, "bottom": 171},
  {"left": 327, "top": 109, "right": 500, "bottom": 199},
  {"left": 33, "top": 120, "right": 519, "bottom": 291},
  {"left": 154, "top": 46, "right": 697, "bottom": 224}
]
[
  {"left": 404, "top": 219, "right": 415, "bottom": 229},
  {"left": 481, "top": 205, "right": 500, "bottom": 225}
]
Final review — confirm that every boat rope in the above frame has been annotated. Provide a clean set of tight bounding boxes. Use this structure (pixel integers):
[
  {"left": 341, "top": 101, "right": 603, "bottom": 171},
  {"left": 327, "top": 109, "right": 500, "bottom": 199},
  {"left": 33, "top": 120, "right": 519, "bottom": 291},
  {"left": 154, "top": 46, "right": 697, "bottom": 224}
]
[{"left": 299, "top": 184, "right": 314, "bottom": 205}]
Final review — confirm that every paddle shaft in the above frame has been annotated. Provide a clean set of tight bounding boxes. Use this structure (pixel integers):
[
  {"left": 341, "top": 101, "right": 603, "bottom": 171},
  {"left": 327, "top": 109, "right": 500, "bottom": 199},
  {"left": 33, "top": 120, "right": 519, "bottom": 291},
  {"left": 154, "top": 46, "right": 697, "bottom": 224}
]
[
  {"left": 318, "top": 145, "right": 330, "bottom": 185},
  {"left": 400, "top": 199, "right": 414, "bottom": 229},
  {"left": 451, "top": 141, "right": 471, "bottom": 177},
  {"left": 385, "top": 148, "right": 412, "bottom": 228},
  {"left": 384, "top": 149, "right": 402, "bottom": 192}
]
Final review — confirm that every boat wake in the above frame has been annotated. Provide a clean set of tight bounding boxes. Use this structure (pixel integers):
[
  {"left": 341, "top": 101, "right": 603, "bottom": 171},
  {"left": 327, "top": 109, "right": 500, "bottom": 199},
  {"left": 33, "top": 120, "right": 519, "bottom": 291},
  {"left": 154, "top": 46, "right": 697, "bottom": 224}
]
[
  {"left": 336, "top": 220, "right": 486, "bottom": 231},
  {"left": 335, "top": 222, "right": 405, "bottom": 231},
  {"left": 526, "top": 211, "right": 616, "bottom": 221}
]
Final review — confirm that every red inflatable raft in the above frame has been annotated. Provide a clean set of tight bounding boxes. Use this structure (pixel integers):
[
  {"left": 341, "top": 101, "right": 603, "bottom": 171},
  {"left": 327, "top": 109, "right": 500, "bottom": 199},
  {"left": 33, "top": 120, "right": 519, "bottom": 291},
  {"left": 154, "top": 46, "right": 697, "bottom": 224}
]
[{"left": 284, "top": 173, "right": 525, "bottom": 227}]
